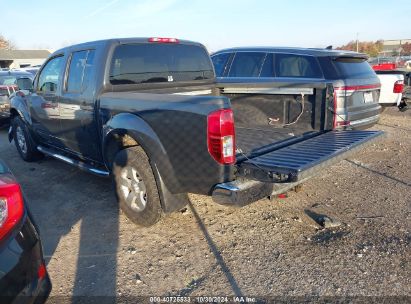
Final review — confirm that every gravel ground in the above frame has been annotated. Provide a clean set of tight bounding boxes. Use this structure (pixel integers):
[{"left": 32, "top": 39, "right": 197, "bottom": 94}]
[{"left": 0, "top": 107, "right": 410, "bottom": 303}]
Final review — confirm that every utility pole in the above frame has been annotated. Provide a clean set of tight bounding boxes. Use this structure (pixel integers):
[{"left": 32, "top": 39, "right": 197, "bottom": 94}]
[{"left": 356, "top": 32, "right": 359, "bottom": 52}]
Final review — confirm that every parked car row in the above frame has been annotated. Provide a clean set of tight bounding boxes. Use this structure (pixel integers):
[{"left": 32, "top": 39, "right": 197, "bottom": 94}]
[{"left": 0, "top": 71, "right": 34, "bottom": 122}]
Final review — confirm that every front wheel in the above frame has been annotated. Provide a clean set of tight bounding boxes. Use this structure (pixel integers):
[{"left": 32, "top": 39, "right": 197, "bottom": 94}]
[
  {"left": 112, "top": 146, "right": 163, "bottom": 227},
  {"left": 12, "top": 116, "right": 43, "bottom": 162}
]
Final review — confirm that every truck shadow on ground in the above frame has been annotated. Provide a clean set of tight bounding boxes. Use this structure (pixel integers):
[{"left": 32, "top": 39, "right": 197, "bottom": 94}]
[
  {"left": 186, "top": 202, "right": 244, "bottom": 297},
  {"left": 345, "top": 159, "right": 411, "bottom": 188},
  {"left": 377, "top": 122, "right": 411, "bottom": 132}
]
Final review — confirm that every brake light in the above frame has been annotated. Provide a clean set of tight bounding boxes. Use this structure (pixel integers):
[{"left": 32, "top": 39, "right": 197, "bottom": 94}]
[
  {"left": 393, "top": 80, "right": 404, "bottom": 94},
  {"left": 148, "top": 37, "right": 179, "bottom": 43},
  {"left": 0, "top": 179, "right": 24, "bottom": 240},
  {"left": 332, "top": 90, "right": 351, "bottom": 128},
  {"left": 207, "top": 109, "right": 236, "bottom": 165},
  {"left": 37, "top": 262, "right": 47, "bottom": 280}
]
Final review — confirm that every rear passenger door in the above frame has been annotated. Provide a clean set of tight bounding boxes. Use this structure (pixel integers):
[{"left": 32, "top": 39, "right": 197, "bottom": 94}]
[{"left": 58, "top": 49, "right": 102, "bottom": 162}]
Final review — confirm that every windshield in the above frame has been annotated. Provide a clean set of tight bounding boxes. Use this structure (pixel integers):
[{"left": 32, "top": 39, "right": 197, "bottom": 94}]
[{"left": 109, "top": 43, "right": 214, "bottom": 85}]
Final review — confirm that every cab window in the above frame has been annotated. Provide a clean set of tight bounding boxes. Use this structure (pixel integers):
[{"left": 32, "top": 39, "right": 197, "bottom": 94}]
[
  {"left": 66, "top": 50, "right": 95, "bottom": 92},
  {"left": 37, "top": 56, "right": 64, "bottom": 93}
]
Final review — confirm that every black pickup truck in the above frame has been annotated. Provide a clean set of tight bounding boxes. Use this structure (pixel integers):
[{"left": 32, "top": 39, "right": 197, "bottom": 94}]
[{"left": 9, "top": 37, "right": 383, "bottom": 226}]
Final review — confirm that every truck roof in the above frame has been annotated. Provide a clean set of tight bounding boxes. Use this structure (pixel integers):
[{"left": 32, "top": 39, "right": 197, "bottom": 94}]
[
  {"left": 52, "top": 37, "right": 205, "bottom": 55},
  {"left": 212, "top": 47, "right": 368, "bottom": 58}
]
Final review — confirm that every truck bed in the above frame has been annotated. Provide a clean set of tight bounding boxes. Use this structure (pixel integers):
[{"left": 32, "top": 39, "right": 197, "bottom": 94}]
[{"left": 235, "top": 125, "right": 318, "bottom": 157}]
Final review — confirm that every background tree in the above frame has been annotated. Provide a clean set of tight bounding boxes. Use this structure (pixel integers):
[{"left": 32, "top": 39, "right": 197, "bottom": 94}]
[
  {"left": 336, "top": 40, "right": 383, "bottom": 57},
  {"left": 401, "top": 42, "right": 411, "bottom": 56},
  {"left": 0, "top": 35, "right": 15, "bottom": 50}
]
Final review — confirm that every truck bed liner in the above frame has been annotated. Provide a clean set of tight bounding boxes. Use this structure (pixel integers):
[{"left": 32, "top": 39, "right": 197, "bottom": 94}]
[
  {"left": 236, "top": 126, "right": 319, "bottom": 157},
  {"left": 238, "top": 130, "right": 384, "bottom": 182}
]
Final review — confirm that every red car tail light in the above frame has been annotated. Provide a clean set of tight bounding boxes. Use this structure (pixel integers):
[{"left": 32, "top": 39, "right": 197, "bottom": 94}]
[
  {"left": 37, "top": 262, "right": 47, "bottom": 280},
  {"left": 148, "top": 37, "right": 179, "bottom": 43},
  {"left": 393, "top": 80, "right": 404, "bottom": 94},
  {"left": 207, "top": 109, "right": 236, "bottom": 165},
  {"left": 0, "top": 178, "right": 24, "bottom": 240}
]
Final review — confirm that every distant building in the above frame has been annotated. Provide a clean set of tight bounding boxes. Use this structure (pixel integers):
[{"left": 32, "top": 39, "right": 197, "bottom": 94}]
[
  {"left": 381, "top": 39, "right": 411, "bottom": 56},
  {"left": 0, "top": 49, "right": 51, "bottom": 68}
]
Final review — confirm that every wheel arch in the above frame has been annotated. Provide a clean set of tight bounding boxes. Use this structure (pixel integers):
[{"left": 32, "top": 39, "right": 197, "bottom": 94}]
[{"left": 103, "top": 113, "right": 189, "bottom": 213}]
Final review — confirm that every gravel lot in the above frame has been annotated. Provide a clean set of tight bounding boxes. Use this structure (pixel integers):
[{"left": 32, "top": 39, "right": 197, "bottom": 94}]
[{"left": 0, "top": 108, "right": 410, "bottom": 303}]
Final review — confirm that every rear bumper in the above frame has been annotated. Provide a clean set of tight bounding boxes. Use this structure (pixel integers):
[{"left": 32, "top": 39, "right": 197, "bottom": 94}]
[
  {"left": 212, "top": 177, "right": 310, "bottom": 206},
  {"left": 0, "top": 216, "right": 51, "bottom": 304},
  {"left": 11, "top": 273, "right": 51, "bottom": 304},
  {"left": 378, "top": 94, "right": 402, "bottom": 106},
  {"left": 348, "top": 114, "right": 380, "bottom": 130},
  {"left": 346, "top": 104, "right": 381, "bottom": 130}
]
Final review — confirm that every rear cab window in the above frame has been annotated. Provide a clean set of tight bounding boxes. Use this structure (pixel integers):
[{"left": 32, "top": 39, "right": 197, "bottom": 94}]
[{"left": 109, "top": 43, "right": 214, "bottom": 85}]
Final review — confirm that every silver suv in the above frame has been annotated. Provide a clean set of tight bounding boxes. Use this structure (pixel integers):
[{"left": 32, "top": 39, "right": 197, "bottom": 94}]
[{"left": 211, "top": 47, "right": 381, "bottom": 129}]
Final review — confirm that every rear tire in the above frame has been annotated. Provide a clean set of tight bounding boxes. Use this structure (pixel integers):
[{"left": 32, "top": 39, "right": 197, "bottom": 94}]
[
  {"left": 12, "top": 116, "right": 43, "bottom": 162},
  {"left": 112, "top": 146, "right": 163, "bottom": 227}
]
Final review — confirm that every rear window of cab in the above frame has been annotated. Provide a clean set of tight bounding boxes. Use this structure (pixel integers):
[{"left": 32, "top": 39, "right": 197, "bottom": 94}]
[{"left": 109, "top": 43, "right": 214, "bottom": 85}]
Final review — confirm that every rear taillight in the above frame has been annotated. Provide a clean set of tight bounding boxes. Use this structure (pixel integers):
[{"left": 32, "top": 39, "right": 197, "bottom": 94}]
[
  {"left": 37, "top": 262, "right": 47, "bottom": 280},
  {"left": 393, "top": 80, "right": 404, "bottom": 94},
  {"left": 207, "top": 109, "right": 236, "bottom": 165},
  {"left": 332, "top": 89, "right": 351, "bottom": 128},
  {"left": 0, "top": 179, "right": 24, "bottom": 240},
  {"left": 148, "top": 37, "right": 179, "bottom": 43}
]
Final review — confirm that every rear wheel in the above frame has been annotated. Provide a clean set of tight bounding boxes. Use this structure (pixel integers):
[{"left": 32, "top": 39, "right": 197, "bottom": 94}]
[
  {"left": 12, "top": 116, "right": 43, "bottom": 162},
  {"left": 112, "top": 146, "right": 163, "bottom": 227}
]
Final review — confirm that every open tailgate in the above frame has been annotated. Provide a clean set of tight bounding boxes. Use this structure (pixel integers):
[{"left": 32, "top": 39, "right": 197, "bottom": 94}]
[{"left": 237, "top": 130, "right": 384, "bottom": 183}]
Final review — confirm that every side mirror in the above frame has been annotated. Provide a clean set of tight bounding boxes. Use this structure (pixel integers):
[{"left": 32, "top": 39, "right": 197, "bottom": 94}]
[{"left": 16, "top": 77, "right": 33, "bottom": 91}]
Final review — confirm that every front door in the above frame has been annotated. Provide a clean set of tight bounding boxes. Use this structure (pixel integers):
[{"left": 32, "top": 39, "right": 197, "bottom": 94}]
[{"left": 29, "top": 55, "right": 65, "bottom": 146}]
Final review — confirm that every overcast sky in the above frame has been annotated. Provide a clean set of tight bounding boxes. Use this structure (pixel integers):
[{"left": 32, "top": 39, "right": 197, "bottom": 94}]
[{"left": 2, "top": 0, "right": 410, "bottom": 52}]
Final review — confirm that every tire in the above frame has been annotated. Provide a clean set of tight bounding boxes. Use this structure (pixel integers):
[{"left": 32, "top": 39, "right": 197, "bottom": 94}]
[
  {"left": 112, "top": 146, "right": 163, "bottom": 227},
  {"left": 12, "top": 116, "right": 43, "bottom": 162}
]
